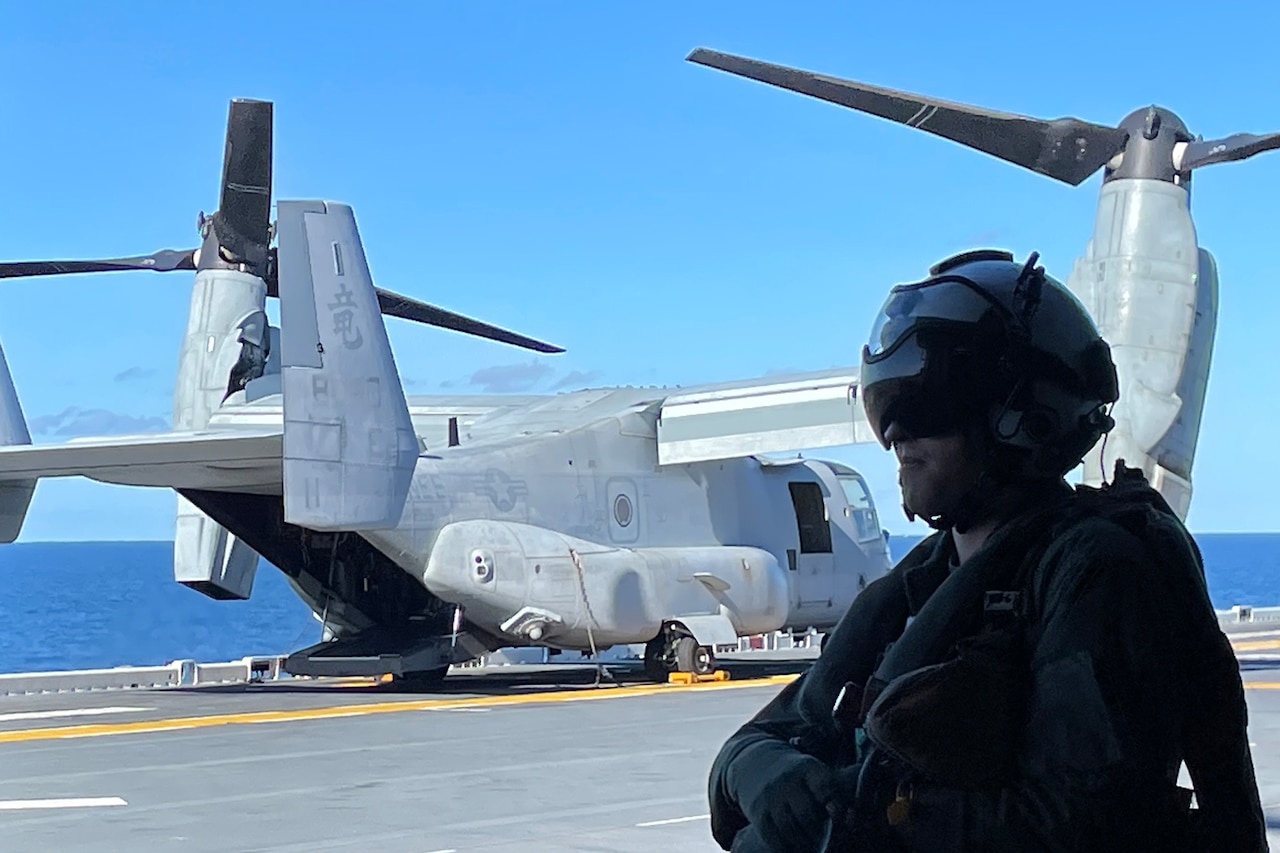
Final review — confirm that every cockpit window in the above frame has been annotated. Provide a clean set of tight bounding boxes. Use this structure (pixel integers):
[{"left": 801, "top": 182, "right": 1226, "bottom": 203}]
[{"left": 837, "top": 473, "right": 881, "bottom": 543}]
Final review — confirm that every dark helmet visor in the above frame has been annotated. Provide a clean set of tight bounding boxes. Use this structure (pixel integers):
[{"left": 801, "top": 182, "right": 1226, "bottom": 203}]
[
  {"left": 860, "top": 279, "right": 1009, "bottom": 447},
  {"left": 865, "top": 278, "right": 1005, "bottom": 361},
  {"left": 860, "top": 351, "right": 978, "bottom": 447}
]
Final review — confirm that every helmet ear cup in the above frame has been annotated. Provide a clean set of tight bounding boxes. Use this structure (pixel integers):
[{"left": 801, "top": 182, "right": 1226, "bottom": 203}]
[
  {"left": 1023, "top": 408, "right": 1058, "bottom": 443},
  {"left": 1082, "top": 338, "right": 1120, "bottom": 405}
]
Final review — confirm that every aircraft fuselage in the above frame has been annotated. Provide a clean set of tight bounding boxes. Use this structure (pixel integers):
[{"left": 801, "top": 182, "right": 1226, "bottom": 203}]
[
  {"left": 361, "top": 396, "right": 892, "bottom": 653},
  {"left": 188, "top": 384, "right": 893, "bottom": 670}
]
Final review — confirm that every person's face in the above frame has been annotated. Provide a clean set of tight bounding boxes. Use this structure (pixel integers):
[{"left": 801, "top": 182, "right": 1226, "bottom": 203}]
[{"left": 884, "top": 419, "right": 984, "bottom": 520}]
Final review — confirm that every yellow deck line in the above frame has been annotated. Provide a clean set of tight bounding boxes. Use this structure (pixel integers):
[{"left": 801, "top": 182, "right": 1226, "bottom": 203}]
[
  {"left": 0, "top": 674, "right": 799, "bottom": 745},
  {"left": 1232, "top": 639, "right": 1280, "bottom": 652},
  {"left": 0, "top": 670, "right": 1270, "bottom": 744}
]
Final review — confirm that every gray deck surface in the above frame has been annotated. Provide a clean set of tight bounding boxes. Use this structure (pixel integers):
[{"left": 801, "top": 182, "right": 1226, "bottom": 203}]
[{"left": 0, "top": 657, "right": 1275, "bottom": 851}]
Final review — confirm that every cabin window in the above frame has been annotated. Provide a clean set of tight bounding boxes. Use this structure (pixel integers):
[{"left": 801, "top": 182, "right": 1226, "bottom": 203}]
[
  {"left": 837, "top": 473, "right": 881, "bottom": 543},
  {"left": 788, "top": 481, "right": 832, "bottom": 554}
]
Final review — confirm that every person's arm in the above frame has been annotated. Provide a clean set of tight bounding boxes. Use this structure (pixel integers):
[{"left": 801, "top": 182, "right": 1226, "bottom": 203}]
[
  {"left": 891, "top": 519, "right": 1194, "bottom": 851},
  {"left": 709, "top": 560, "right": 920, "bottom": 851},
  {"left": 708, "top": 673, "right": 833, "bottom": 850}
]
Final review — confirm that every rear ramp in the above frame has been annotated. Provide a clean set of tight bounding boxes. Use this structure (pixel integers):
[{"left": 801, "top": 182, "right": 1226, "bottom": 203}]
[{"left": 283, "top": 628, "right": 492, "bottom": 678}]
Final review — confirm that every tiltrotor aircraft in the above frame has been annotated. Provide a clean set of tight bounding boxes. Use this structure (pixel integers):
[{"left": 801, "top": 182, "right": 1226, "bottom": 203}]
[
  {"left": 0, "top": 99, "right": 894, "bottom": 684},
  {"left": 687, "top": 48, "right": 1280, "bottom": 522}
]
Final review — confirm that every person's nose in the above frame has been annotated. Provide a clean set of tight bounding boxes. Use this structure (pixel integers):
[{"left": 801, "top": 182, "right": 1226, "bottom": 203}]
[{"left": 884, "top": 420, "right": 905, "bottom": 445}]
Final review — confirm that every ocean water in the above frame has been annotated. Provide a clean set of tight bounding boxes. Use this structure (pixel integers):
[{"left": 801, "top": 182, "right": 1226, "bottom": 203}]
[
  {"left": 0, "top": 534, "right": 1278, "bottom": 674},
  {"left": 0, "top": 542, "right": 321, "bottom": 674}
]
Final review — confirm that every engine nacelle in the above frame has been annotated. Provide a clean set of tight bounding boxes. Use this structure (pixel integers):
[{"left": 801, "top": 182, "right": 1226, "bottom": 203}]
[
  {"left": 420, "top": 520, "right": 789, "bottom": 650},
  {"left": 172, "top": 267, "right": 268, "bottom": 600},
  {"left": 1065, "top": 177, "right": 1211, "bottom": 520}
]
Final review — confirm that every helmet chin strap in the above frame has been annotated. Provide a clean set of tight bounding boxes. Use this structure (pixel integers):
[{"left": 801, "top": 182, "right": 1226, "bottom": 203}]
[
  {"left": 905, "top": 470, "right": 1001, "bottom": 534},
  {"left": 903, "top": 416, "right": 1062, "bottom": 535},
  {"left": 908, "top": 471, "right": 1067, "bottom": 535}
]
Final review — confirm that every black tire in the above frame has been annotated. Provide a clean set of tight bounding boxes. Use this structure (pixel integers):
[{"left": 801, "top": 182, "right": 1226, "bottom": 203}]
[
  {"left": 692, "top": 645, "right": 715, "bottom": 675},
  {"left": 643, "top": 657, "right": 668, "bottom": 683},
  {"left": 675, "top": 636, "right": 715, "bottom": 675},
  {"left": 643, "top": 636, "right": 670, "bottom": 683}
]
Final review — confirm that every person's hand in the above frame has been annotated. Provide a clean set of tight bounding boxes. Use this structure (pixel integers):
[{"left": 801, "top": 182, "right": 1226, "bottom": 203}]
[{"left": 738, "top": 755, "right": 837, "bottom": 852}]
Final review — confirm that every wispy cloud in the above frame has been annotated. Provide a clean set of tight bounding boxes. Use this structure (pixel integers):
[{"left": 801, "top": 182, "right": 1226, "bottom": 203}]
[
  {"left": 113, "top": 366, "right": 156, "bottom": 383},
  {"left": 30, "top": 407, "right": 168, "bottom": 439},
  {"left": 426, "top": 365, "right": 602, "bottom": 394},
  {"left": 966, "top": 229, "right": 1002, "bottom": 246},
  {"left": 551, "top": 370, "right": 603, "bottom": 391},
  {"left": 468, "top": 362, "right": 554, "bottom": 393}
]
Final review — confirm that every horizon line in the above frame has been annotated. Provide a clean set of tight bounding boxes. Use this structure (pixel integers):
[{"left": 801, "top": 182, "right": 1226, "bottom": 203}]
[{"left": 11, "top": 530, "right": 1280, "bottom": 545}]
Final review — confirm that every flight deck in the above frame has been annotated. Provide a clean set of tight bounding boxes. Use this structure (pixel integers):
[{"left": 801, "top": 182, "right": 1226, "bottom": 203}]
[{"left": 0, "top": 648, "right": 1276, "bottom": 853}]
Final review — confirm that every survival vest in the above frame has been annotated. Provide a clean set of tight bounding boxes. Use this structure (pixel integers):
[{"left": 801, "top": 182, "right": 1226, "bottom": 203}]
[
  {"left": 842, "top": 461, "right": 1266, "bottom": 851},
  {"left": 1059, "top": 463, "right": 1267, "bottom": 850}
]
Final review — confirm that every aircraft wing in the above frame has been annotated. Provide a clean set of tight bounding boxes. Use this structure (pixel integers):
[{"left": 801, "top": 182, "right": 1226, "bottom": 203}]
[
  {"left": 655, "top": 367, "right": 878, "bottom": 465},
  {"left": 0, "top": 429, "right": 284, "bottom": 492},
  {"left": 0, "top": 366, "right": 876, "bottom": 489}
]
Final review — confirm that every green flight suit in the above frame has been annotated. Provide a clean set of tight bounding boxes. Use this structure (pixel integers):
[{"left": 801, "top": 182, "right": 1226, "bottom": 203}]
[{"left": 708, "top": 480, "right": 1267, "bottom": 852}]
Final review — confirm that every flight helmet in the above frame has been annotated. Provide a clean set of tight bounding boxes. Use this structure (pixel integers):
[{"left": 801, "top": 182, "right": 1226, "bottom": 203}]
[{"left": 859, "top": 249, "right": 1120, "bottom": 487}]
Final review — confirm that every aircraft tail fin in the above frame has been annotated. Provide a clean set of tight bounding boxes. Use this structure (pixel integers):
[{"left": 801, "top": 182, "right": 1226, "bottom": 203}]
[
  {"left": 275, "top": 200, "right": 418, "bottom": 531},
  {"left": 0, "top": 341, "right": 35, "bottom": 542}
]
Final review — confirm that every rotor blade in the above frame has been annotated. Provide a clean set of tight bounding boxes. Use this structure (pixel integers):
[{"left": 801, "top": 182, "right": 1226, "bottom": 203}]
[
  {"left": 1178, "top": 131, "right": 1280, "bottom": 170},
  {"left": 216, "top": 99, "right": 273, "bottom": 257},
  {"left": 0, "top": 249, "right": 196, "bottom": 280},
  {"left": 374, "top": 288, "right": 565, "bottom": 353},
  {"left": 686, "top": 48, "right": 1129, "bottom": 186}
]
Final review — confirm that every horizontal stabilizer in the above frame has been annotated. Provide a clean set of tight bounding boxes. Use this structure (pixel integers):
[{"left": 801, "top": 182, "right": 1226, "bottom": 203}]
[
  {"left": 0, "top": 430, "right": 282, "bottom": 491},
  {"left": 276, "top": 201, "right": 418, "bottom": 531}
]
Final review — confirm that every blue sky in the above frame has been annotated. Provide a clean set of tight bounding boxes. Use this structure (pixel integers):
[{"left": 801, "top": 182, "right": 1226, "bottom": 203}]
[{"left": 0, "top": 1, "right": 1277, "bottom": 539}]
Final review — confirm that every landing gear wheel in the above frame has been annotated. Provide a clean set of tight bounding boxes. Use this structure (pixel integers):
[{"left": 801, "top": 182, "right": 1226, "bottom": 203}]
[
  {"left": 643, "top": 625, "right": 717, "bottom": 682},
  {"left": 675, "top": 636, "right": 716, "bottom": 675}
]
